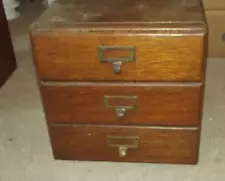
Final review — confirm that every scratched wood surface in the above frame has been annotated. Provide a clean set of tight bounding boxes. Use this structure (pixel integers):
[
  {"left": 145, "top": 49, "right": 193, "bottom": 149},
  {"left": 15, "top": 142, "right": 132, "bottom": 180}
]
[
  {"left": 30, "top": 0, "right": 207, "bottom": 164},
  {"left": 31, "top": 34, "right": 206, "bottom": 81},
  {"left": 49, "top": 125, "right": 200, "bottom": 164},
  {"left": 41, "top": 83, "right": 203, "bottom": 126}
]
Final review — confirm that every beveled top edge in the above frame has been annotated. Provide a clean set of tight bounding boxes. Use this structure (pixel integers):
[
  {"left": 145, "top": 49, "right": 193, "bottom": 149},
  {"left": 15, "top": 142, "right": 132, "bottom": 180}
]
[{"left": 30, "top": 0, "right": 207, "bottom": 33}]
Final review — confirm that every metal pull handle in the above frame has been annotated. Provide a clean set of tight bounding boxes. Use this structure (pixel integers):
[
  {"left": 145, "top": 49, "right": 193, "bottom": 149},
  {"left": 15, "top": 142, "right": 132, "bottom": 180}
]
[
  {"left": 107, "top": 136, "right": 139, "bottom": 157},
  {"left": 98, "top": 46, "right": 136, "bottom": 73},
  {"left": 113, "top": 61, "right": 122, "bottom": 73},
  {"left": 118, "top": 147, "right": 127, "bottom": 157},
  {"left": 104, "top": 95, "right": 137, "bottom": 119},
  {"left": 115, "top": 108, "right": 126, "bottom": 119}
]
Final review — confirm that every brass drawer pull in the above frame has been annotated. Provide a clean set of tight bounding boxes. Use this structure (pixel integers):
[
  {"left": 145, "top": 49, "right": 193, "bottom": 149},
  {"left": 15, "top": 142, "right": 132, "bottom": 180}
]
[
  {"left": 104, "top": 95, "right": 137, "bottom": 119},
  {"left": 98, "top": 46, "right": 136, "bottom": 73},
  {"left": 107, "top": 136, "right": 139, "bottom": 157}
]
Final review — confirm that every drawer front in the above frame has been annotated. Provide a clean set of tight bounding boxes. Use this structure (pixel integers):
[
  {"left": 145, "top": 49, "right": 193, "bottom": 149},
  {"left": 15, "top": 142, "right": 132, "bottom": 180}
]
[
  {"left": 31, "top": 34, "right": 205, "bottom": 81},
  {"left": 41, "top": 83, "right": 203, "bottom": 126},
  {"left": 49, "top": 125, "right": 199, "bottom": 164}
]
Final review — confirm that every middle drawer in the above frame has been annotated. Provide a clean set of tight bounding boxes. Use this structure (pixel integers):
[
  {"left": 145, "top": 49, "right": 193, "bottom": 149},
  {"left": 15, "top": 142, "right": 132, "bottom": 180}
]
[{"left": 40, "top": 82, "right": 203, "bottom": 126}]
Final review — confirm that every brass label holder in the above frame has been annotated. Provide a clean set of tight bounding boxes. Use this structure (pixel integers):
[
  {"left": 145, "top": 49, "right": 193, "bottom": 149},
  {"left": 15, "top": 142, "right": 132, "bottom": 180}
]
[
  {"left": 98, "top": 46, "right": 136, "bottom": 73},
  {"left": 104, "top": 95, "right": 137, "bottom": 119},
  {"left": 107, "top": 136, "right": 139, "bottom": 157}
]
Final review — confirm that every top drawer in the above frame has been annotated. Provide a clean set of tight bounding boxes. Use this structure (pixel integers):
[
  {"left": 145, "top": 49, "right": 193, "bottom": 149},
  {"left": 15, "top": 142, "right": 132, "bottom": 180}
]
[{"left": 31, "top": 34, "right": 205, "bottom": 81}]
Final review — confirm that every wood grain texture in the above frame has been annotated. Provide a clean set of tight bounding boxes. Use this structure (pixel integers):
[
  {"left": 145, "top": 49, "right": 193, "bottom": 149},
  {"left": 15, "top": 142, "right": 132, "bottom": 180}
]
[
  {"left": 31, "top": 34, "right": 205, "bottom": 81},
  {"left": 49, "top": 125, "right": 199, "bottom": 164},
  {"left": 41, "top": 83, "right": 203, "bottom": 126},
  {"left": 30, "top": 0, "right": 207, "bottom": 165},
  {"left": 30, "top": 0, "right": 206, "bottom": 31}
]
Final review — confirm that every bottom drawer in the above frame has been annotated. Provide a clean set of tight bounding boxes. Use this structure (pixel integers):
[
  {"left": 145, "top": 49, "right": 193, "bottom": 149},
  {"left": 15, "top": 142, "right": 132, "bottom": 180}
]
[{"left": 49, "top": 125, "right": 200, "bottom": 164}]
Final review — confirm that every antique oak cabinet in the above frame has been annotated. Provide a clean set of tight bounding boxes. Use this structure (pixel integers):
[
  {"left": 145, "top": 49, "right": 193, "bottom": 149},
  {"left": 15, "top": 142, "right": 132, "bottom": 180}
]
[{"left": 30, "top": 0, "right": 207, "bottom": 164}]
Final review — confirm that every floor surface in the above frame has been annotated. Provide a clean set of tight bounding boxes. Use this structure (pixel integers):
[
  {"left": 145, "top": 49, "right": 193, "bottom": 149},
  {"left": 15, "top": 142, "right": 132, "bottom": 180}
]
[{"left": 1, "top": 2, "right": 225, "bottom": 181}]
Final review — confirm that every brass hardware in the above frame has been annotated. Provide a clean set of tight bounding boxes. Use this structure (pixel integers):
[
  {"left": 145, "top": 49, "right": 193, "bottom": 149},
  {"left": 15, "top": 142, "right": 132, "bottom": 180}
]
[
  {"left": 98, "top": 46, "right": 136, "bottom": 73},
  {"left": 115, "top": 108, "right": 126, "bottom": 119},
  {"left": 107, "top": 136, "right": 139, "bottom": 157},
  {"left": 104, "top": 95, "right": 137, "bottom": 119},
  {"left": 113, "top": 61, "right": 122, "bottom": 73},
  {"left": 118, "top": 147, "right": 127, "bottom": 157}
]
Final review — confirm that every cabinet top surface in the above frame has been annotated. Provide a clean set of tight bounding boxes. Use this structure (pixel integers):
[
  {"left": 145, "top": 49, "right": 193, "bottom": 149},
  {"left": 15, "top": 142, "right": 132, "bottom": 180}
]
[{"left": 31, "top": 0, "right": 206, "bottom": 32}]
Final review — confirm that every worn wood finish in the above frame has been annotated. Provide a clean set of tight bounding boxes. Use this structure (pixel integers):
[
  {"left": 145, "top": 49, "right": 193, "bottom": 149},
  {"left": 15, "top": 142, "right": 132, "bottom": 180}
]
[
  {"left": 31, "top": 34, "right": 205, "bottom": 81},
  {"left": 30, "top": 0, "right": 205, "bottom": 30},
  {"left": 49, "top": 125, "right": 199, "bottom": 164},
  {"left": 30, "top": 0, "right": 207, "bottom": 164},
  {"left": 0, "top": 0, "right": 17, "bottom": 87},
  {"left": 41, "top": 83, "right": 203, "bottom": 126}
]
